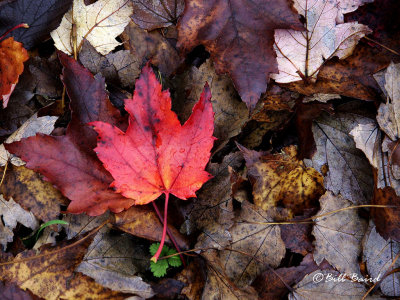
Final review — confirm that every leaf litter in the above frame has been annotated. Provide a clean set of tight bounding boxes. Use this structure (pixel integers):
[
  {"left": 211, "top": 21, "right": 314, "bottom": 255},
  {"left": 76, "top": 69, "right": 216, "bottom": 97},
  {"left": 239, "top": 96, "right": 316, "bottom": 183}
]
[{"left": 1, "top": 0, "right": 400, "bottom": 299}]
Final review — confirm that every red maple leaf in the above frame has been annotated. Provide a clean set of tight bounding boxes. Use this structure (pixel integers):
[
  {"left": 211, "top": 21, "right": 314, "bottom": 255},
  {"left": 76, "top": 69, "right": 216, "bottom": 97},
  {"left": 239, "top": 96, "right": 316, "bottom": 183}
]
[{"left": 90, "top": 63, "right": 215, "bottom": 261}]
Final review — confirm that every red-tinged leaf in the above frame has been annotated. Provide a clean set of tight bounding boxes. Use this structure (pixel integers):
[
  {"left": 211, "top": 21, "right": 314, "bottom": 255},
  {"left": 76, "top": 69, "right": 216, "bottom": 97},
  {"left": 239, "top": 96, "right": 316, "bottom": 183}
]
[
  {"left": 5, "top": 52, "right": 133, "bottom": 216},
  {"left": 91, "top": 63, "right": 215, "bottom": 260},
  {"left": 177, "top": 0, "right": 303, "bottom": 110},
  {"left": 0, "top": 37, "right": 28, "bottom": 108},
  {"left": 91, "top": 64, "right": 215, "bottom": 204}
]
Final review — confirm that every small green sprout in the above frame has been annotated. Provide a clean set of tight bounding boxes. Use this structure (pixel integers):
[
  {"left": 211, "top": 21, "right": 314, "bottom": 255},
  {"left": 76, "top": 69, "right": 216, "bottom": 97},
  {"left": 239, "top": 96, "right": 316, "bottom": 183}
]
[{"left": 149, "top": 243, "right": 182, "bottom": 277}]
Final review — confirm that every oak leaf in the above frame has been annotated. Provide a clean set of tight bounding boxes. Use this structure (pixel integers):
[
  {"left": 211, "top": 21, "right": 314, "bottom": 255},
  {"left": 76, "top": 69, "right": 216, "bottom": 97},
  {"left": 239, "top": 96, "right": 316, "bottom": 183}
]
[
  {"left": 177, "top": 0, "right": 303, "bottom": 110},
  {"left": 51, "top": 0, "right": 133, "bottom": 55},
  {"left": 0, "top": 37, "right": 28, "bottom": 108},
  {"left": 272, "top": 0, "right": 371, "bottom": 83}
]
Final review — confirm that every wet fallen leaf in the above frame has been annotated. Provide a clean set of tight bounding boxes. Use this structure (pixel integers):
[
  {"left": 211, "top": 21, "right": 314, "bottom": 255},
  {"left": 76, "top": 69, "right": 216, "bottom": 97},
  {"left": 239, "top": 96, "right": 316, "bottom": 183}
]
[
  {"left": 289, "top": 269, "right": 376, "bottom": 299},
  {"left": 240, "top": 144, "right": 324, "bottom": 218},
  {"left": 5, "top": 53, "right": 133, "bottom": 215},
  {"left": 0, "top": 230, "right": 129, "bottom": 299},
  {"left": 0, "top": 37, "right": 29, "bottom": 108},
  {"left": 79, "top": 39, "right": 140, "bottom": 89},
  {"left": 220, "top": 200, "right": 286, "bottom": 287},
  {"left": 305, "top": 111, "right": 374, "bottom": 204},
  {"left": 172, "top": 59, "right": 248, "bottom": 153},
  {"left": 177, "top": 0, "right": 303, "bottom": 110},
  {"left": 176, "top": 258, "right": 206, "bottom": 300},
  {"left": 122, "top": 21, "right": 181, "bottom": 76},
  {"left": 372, "top": 186, "right": 400, "bottom": 242},
  {"left": 76, "top": 226, "right": 155, "bottom": 298},
  {"left": 363, "top": 221, "right": 400, "bottom": 296},
  {"left": 0, "top": 0, "right": 72, "bottom": 49},
  {"left": 51, "top": 0, "right": 133, "bottom": 55},
  {"left": 131, "top": 0, "right": 184, "bottom": 30},
  {"left": 313, "top": 191, "right": 367, "bottom": 275},
  {"left": 272, "top": 0, "right": 371, "bottom": 83},
  {"left": 0, "top": 280, "right": 37, "bottom": 300},
  {"left": 0, "top": 165, "right": 67, "bottom": 222}
]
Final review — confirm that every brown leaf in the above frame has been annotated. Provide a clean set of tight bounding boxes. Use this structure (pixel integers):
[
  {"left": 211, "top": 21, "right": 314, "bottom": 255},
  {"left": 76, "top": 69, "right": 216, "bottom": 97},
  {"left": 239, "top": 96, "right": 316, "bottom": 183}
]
[
  {"left": 0, "top": 281, "right": 38, "bottom": 300},
  {"left": 252, "top": 254, "right": 324, "bottom": 300},
  {"left": 305, "top": 111, "right": 374, "bottom": 205},
  {"left": 177, "top": 0, "right": 303, "bottom": 110},
  {"left": 201, "top": 249, "right": 259, "bottom": 300},
  {"left": 0, "top": 165, "right": 67, "bottom": 222},
  {"left": 122, "top": 21, "right": 182, "bottom": 76},
  {"left": 176, "top": 258, "right": 206, "bottom": 300},
  {"left": 313, "top": 192, "right": 367, "bottom": 275},
  {"left": 131, "top": 0, "right": 184, "bottom": 30},
  {"left": 372, "top": 186, "right": 400, "bottom": 242},
  {"left": 0, "top": 230, "right": 129, "bottom": 299},
  {"left": 172, "top": 59, "right": 248, "bottom": 152},
  {"left": 220, "top": 201, "right": 286, "bottom": 287},
  {"left": 112, "top": 205, "right": 189, "bottom": 249},
  {"left": 362, "top": 221, "right": 400, "bottom": 296},
  {"left": 240, "top": 144, "right": 324, "bottom": 218}
]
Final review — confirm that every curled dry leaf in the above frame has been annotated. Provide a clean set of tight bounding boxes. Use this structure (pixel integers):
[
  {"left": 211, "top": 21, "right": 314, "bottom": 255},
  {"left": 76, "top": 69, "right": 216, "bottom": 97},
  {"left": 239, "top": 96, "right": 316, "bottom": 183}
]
[
  {"left": 363, "top": 221, "right": 400, "bottom": 296},
  {"left": 177, "top": 0, "right": 303, "bottom": 110},
  {"left": 240, "top": 144, "right": 324, "bottom": 218},
  {"left": 131, "top": 0, "right": 184, "bottom": 30},
  {"left": 272, "top": 0, "right": 371, "bottom": 83},
  {"left": 0, "top": 37, "right": 29, "bottom": 108},
  {"left": 219, "top": 201, "right": 286, "bottom": 287},
  {"left": 305, "top": 111, "right": 374, "bottom": 205},
  {"left": 312, "top": 191, "right": 367, "bottom": 275},
  {"left": 172, "top": 59, "right": 248, "bottom": 153},
  {"left": 51, "top": 0, "right": 133, "bottom": 55},
  {"left": 0, "top": 230, "right": 129, "bottom": 299}
]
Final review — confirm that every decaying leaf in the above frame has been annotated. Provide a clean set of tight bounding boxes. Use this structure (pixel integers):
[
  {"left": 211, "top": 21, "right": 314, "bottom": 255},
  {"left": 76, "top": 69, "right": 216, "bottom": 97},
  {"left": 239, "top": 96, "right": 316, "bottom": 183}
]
[
  {"left": 305, "top": 111, "right": 374, "bottom": 204},
  {"left": 0, "top": 280, "right": 37, "bottom": 300},
  {"left": 0, "top": 0, "right": 72, "bottom": 49},
  {"left": 180, "top": 152, "right": 243, "bottom": 244},
  {"left": 0, "top": 195, "right": 38, "bottom": 250},
  {"left": 51, "top": 0, "right": 133, "bottom": 55},
  {"left": 0, "top": 230, "right": 129, "bottom": 299},
  {"left": 122, "top": 21, "right": 181, "bottom": 76},
  {"left": 201, "top": 249, "right": 259, "bottom": 300},
  {"left": 172, "top": 59, "right": 248, "bottom": 152},
  {"left": 0, "top": 113, "right": 58, "bottom": 166},
  {"left": 131, "top": 0, "right": 184, "bottom": 30},
  {"left": 177, "top": 0, "right": 303, "bottom": 110},
  {"left": 0, "top": 37, "right": 29, "bottom": 108},
  {"left": 289, "top": 269, "right": 375, "bottom": 300},
  {"left": 240, "top": 144, "right": 324, "bottom": 218},
  {"left": 313, "top": 191, "right": 367, "bottom": 275},
  {"left": 76, "top": 227, "right": 154, "bottom": 298},
  {"left": 219, "top": 201, "right": 286, "bottom": 287},
  {"left": 272, "top": 0, "right": 371, "bottom": 83},
  {"left": 79, "top": 39, "right": 140, "bottom": 89},
  {"left": 0, "top": 165, "right": 67, "bottom": 222},
  {"left": 363, "top": 221, "right": 400, "bottom": 297}
]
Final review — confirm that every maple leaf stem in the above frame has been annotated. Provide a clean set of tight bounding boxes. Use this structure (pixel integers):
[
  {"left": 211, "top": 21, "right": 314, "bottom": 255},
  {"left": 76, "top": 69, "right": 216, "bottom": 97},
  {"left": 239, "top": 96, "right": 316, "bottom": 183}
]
[
  {"left": 152, "top": 201, "right": 186, "bottom": 267},
  {"left": 151, "top": 192, "right": 170, "bottom": 263},
  {"left": 0, "top": 23, "right": 29, "bottom": 41}
]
